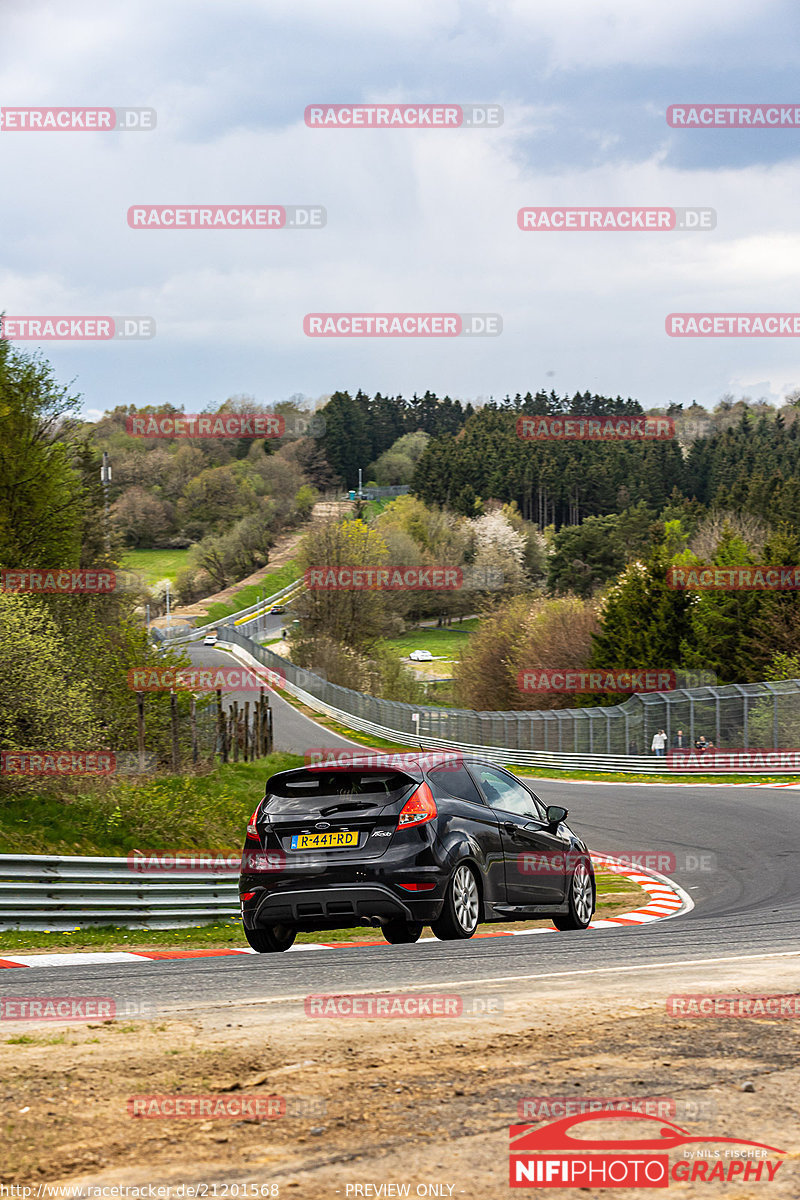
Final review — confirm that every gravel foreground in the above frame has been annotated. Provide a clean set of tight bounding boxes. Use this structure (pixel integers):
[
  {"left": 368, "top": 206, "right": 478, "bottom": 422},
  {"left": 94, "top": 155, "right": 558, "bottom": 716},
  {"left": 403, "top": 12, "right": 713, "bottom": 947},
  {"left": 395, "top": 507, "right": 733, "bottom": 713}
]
[{"left": 2, "top": 952, "right": 799, "bottom": 1198}]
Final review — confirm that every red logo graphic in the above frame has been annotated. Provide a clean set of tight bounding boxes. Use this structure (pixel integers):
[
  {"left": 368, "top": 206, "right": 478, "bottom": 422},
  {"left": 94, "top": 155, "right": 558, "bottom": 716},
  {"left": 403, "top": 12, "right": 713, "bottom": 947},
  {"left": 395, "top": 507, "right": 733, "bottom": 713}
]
[{"left": 510, "top": 1112, "right": 784, "bottom": 1187}]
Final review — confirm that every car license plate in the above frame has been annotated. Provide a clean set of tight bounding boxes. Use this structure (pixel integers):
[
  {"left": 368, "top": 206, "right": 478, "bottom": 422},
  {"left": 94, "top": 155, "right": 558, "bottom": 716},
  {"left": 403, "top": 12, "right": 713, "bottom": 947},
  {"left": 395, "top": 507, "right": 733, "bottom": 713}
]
[{"left": 290, "top": 831, "right": 359, "bottom": 850}]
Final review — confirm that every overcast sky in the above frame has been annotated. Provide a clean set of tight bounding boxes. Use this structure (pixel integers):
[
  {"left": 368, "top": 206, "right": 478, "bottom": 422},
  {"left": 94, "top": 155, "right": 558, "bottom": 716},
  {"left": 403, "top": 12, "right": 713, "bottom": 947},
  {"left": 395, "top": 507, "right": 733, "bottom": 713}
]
[{"left": 2, "top": 0, "right": 800, "bottom": 419}]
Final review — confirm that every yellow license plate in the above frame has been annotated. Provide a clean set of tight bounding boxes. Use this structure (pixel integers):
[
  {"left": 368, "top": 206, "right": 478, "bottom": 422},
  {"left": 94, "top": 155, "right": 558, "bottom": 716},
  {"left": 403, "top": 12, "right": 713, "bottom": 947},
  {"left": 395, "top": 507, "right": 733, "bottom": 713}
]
[{"left": 290, "top": 831, "right": 359, "bottom": 850}]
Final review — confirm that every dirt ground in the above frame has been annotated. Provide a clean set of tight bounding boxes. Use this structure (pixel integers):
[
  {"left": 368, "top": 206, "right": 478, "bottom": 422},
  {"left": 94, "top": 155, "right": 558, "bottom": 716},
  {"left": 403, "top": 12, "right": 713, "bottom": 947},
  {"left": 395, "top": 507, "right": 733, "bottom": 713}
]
[{"left": 2, "top": 953, "right": 799, "bottom": 1197}]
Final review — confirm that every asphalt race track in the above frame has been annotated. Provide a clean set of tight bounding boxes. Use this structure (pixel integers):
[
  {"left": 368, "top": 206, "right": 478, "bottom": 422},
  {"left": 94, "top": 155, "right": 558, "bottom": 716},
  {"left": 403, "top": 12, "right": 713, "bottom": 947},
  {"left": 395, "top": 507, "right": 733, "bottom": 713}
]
[{"left": 2, "top": 643, "right": 798, "bottom": 1013}]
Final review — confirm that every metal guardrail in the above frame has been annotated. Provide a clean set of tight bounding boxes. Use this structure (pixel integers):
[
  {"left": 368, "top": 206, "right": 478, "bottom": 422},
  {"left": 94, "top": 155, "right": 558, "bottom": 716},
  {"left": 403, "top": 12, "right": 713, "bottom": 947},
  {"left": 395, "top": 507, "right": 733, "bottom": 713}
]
[
  {"left": 151, "top": 578, "right": 302, "bottom": 646},
  {"left": 0, "top": 854, "right": 239, "bottom": 931}
]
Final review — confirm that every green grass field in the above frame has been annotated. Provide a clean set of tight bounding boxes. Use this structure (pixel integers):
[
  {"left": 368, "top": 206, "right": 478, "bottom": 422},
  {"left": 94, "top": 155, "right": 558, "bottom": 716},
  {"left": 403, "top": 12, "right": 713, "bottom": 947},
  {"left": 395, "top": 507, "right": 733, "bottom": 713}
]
[
  {"left": 0, "top": 755, "right": 303, "bottom": 857},
  {"left": 121, "top": 548, "right": 191, "bottom": 587},
  {"left": 381, "top": 618, "right": 479, "bottom": 660},
  {"left": 203, "top": 560, "right": 300, "bottom": 624}
]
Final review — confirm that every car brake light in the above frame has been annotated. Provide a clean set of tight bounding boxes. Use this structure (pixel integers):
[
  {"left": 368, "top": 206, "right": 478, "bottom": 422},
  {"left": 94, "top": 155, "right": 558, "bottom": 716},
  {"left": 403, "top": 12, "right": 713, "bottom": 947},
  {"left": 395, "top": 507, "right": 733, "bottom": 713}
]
[
  {"left": 398, "top": 882, "right": 436, "bottom": 891},
  {"left": 240, "top": 891, "right": 255, "bottom": 901},
  {"left": 246, "top": 803, "right": 262, "bottom": 842},
  {"left": 397, "top": 782, "right": 437, "bottom": 828}
]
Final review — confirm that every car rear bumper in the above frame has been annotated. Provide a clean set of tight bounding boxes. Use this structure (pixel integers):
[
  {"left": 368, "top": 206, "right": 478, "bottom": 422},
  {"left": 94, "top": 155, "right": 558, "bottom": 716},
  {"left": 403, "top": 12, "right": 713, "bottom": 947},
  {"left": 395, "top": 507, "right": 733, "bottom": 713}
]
[{"left": 242, "top": 882, "right": 445, "bottom": 930}]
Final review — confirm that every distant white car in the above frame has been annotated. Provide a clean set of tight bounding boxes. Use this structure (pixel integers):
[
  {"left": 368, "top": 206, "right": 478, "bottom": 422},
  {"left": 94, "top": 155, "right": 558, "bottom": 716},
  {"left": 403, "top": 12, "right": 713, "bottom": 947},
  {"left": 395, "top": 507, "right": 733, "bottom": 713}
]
[
  {"left": 203, "top": 634, "right": 217, "bottom": 646},
  {"left": 409, "top": 649, "right": 434, "bottom": 662}
]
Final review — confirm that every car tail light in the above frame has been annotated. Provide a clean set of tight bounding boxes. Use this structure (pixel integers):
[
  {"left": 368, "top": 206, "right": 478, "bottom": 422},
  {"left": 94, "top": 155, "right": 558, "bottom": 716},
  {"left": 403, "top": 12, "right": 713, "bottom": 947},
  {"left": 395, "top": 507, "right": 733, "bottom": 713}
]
[
  {"left": 397, "top": 782, "right": 437, "bottom": 828},
  {"left": 398, "top": 882, "right": 436, "bottom": 891},
  {"left": 240, "top": 891, "right": 255, "bottom": 902},
  {"left": 246, "top": 803, "right": 263, "bottom": 842}
]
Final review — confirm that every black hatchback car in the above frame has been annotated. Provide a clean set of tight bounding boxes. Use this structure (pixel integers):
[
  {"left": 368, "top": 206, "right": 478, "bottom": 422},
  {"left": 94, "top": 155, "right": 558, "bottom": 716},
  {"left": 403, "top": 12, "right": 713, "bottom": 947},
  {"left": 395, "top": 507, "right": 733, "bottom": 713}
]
[{"left": 239, "top": 754, "right": 595, "bottom": 952}]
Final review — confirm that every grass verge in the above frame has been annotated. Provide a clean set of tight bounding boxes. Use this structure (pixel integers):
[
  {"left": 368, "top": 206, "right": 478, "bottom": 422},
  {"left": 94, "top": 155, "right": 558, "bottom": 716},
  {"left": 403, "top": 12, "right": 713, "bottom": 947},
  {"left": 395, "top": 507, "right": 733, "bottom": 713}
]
[
  {"left": 379, "top": 619, "right": 479, "bottom": 660},
  {"left": 202, "top": 561, "right": 299, "bottom": 625},
  {"left": 0, "top": 755, "right": 303, "bottom": 856}
]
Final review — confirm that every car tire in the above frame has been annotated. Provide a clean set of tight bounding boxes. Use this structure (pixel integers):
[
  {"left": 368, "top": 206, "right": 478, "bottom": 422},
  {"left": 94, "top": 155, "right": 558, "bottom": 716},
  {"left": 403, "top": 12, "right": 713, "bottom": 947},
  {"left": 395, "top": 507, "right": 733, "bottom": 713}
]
[
  {"left": 243, "top": 923, "right": 297, "bottom": 953},
  {"left": 382, "top": 919, "right": 424, "bottom": 945},
  {"left": 552, "top": 858, "right": 594, "bottom": 930},
  {"left": 431, "top": 862, "right": 480, "bottom": 940}
]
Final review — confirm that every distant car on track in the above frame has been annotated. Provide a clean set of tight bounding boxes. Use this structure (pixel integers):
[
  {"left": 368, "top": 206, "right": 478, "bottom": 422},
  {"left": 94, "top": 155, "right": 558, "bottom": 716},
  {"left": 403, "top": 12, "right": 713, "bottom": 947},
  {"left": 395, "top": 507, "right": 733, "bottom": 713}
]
[
  {"left": 269, "top": 604, "right": 286, "bottom": 614},
  {"left": 408, "top": 649, "right": 433, "bottom": 661},
  {"left": 239, "top": 755, "right": 595, "bottom": 952},
  {"left": 202, "top": 634, "right": 217, "bottom": 646}
]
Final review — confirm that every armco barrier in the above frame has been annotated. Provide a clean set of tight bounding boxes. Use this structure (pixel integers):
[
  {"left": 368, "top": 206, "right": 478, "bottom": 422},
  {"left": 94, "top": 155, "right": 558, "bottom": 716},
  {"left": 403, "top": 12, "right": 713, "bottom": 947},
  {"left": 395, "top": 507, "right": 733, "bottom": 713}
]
[
  {"left": 0, "top": 854, "right": 239, "bottom": 931},
  {"left": 220, "top": 628, "right": 800, "bottom": 773},
  {"left": 151, "top": 577, "right": 302, "bottom": 646}
]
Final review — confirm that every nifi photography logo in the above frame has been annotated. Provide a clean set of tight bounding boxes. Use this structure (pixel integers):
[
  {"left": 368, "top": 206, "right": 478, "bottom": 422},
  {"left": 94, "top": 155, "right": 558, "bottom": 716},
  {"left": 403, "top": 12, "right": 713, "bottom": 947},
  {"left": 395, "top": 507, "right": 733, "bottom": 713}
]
[{"left": 509, "top": 1112, "right": 785, "bottom": 1187}]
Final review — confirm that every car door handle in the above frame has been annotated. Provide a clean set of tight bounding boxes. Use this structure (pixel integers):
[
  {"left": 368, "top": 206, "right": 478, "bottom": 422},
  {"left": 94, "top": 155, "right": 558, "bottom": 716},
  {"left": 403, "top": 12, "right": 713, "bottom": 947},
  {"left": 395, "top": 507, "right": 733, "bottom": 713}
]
[{"left": 503, "top": 822, "right": 538, "bottom": 842}]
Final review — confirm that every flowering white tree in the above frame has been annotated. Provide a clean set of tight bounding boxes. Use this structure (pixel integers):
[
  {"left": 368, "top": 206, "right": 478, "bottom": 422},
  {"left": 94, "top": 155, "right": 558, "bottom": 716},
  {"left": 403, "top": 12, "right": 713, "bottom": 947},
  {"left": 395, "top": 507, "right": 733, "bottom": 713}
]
[{"left": 468, "top": 509, "right": 528, "bottom": 592}]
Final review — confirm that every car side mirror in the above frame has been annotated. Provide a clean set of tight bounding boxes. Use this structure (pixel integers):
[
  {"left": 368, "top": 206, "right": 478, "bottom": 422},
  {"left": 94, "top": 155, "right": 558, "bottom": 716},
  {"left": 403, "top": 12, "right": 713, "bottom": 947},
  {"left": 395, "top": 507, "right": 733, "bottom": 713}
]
[{"left": 546, "top": 805, "right": 568, "bottom": 825}]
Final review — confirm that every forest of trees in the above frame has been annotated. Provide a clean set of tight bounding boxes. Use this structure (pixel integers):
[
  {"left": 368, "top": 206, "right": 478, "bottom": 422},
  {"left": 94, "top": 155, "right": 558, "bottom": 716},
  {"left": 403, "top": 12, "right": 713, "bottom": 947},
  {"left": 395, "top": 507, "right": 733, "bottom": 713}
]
[{"left": 0, "top": 340, "right": 193, "bottom": 785}]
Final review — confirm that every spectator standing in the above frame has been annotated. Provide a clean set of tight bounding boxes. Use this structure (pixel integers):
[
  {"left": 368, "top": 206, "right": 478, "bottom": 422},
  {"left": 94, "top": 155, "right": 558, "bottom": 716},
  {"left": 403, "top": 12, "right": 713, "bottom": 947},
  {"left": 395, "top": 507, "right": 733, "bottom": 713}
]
[{"left": 651, "top": 728, "right": 667, "bottom": 757}]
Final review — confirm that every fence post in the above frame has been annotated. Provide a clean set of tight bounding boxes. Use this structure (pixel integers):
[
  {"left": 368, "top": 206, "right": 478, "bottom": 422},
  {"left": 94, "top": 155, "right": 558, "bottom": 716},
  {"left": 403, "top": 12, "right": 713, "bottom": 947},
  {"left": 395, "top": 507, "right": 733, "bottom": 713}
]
[
  {"left": 190, "top": 697, "right": 198, "bottom": 765},
  {"left": 244, "top": 701, "right": 250, "bottom": 762},
  {"left": 266, "top": 703, "right": 273, "bottom": 754},
  {"left": 137, "top": 692, "right": 146, "bottom": 772},
  {"left": 170, "top": 691, "right": 180, "bottom": 773},
  {"left": 217, "top": 690, "right": 227, "bottom": 763},
  {"left": 232, "top": 700, "right": 239, "bottom": 763}
]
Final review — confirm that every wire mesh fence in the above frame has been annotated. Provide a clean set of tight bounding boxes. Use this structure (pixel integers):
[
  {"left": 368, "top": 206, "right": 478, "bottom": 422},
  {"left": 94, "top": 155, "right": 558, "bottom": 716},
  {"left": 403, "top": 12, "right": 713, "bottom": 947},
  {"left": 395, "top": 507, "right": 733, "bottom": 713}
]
[{"left": 220, "top": 627, "right": 800, "bottom": 755}]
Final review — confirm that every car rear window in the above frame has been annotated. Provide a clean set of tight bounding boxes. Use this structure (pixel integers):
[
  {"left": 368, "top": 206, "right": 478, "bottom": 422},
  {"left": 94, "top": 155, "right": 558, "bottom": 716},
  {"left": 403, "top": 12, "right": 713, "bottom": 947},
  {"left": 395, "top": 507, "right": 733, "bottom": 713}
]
[{"left": 267, "top": 770, "right": 413, "bottom": 799}]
